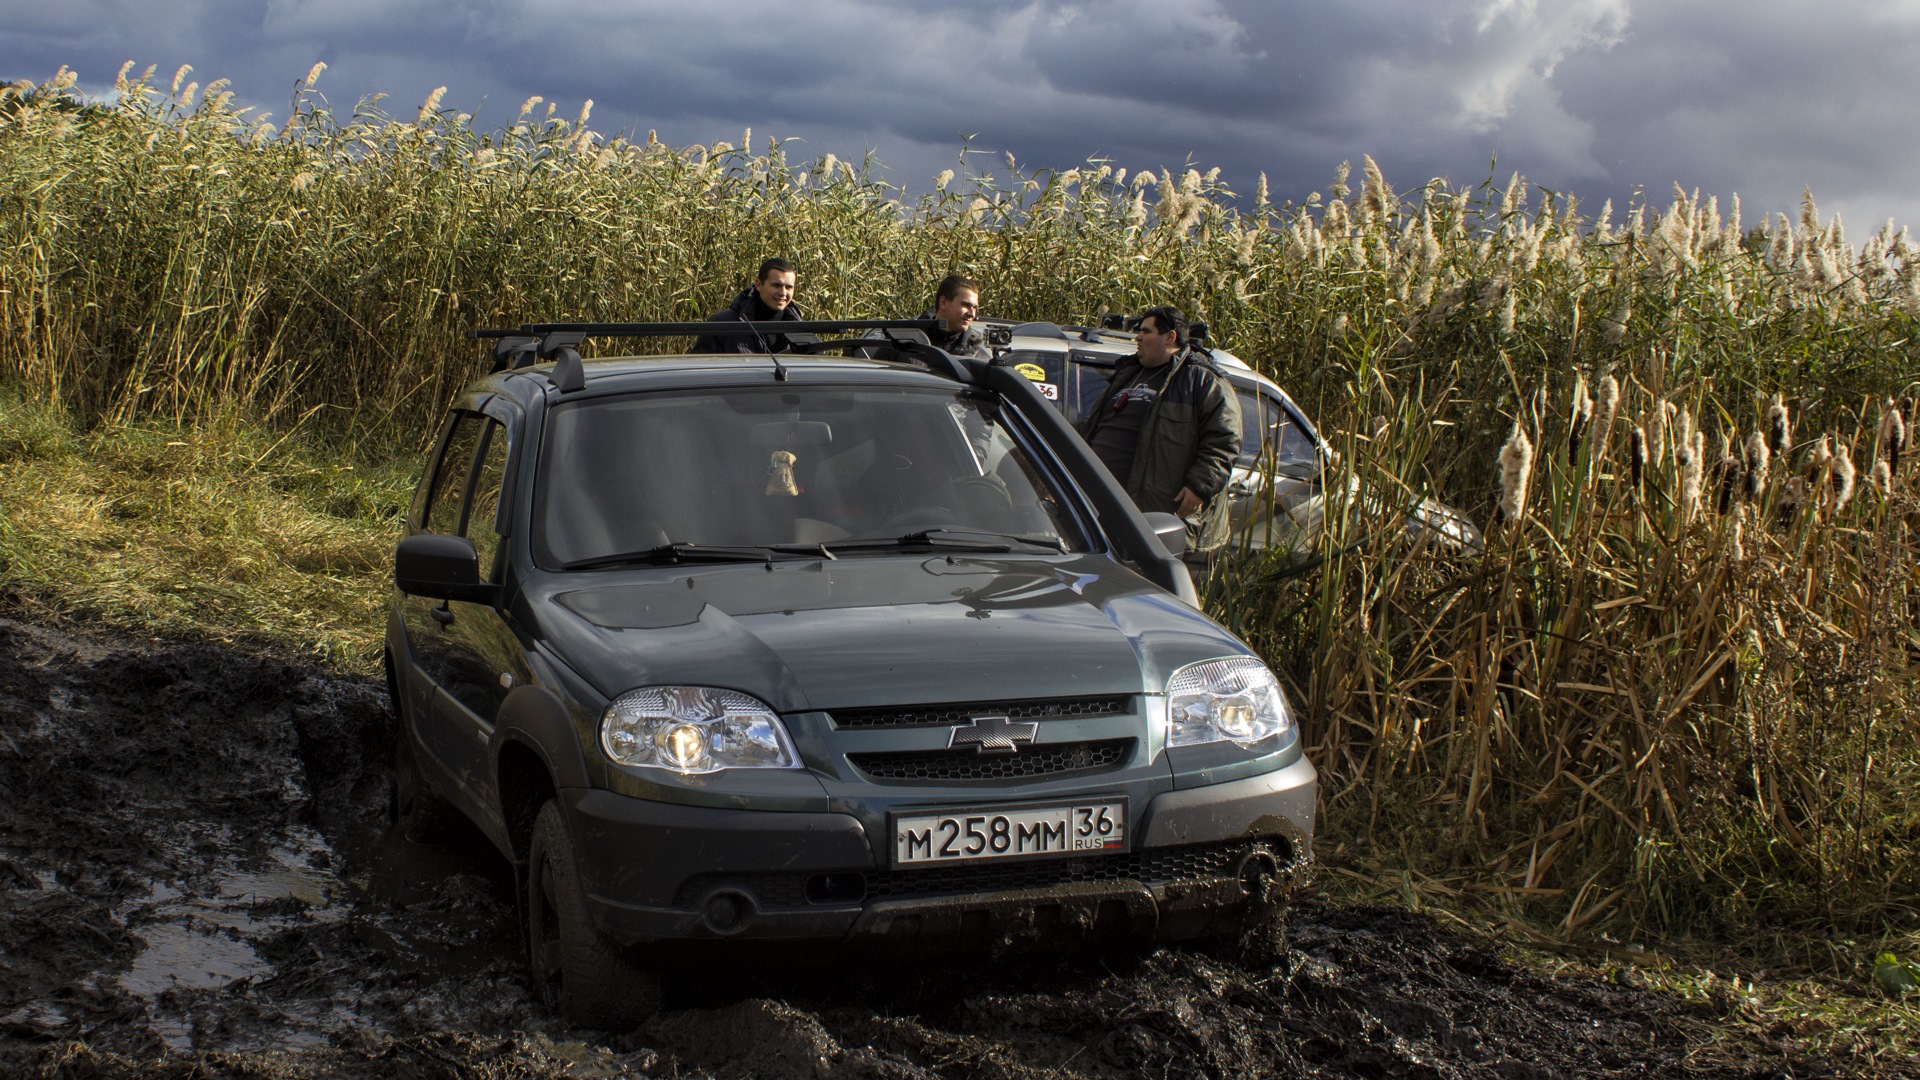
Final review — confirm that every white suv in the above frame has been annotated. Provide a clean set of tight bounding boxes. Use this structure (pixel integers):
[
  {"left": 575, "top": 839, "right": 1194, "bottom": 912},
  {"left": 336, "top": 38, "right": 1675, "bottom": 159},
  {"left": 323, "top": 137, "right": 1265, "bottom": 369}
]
[{"left": 981, "top": 318, "right": 1482, "bottom": 557}]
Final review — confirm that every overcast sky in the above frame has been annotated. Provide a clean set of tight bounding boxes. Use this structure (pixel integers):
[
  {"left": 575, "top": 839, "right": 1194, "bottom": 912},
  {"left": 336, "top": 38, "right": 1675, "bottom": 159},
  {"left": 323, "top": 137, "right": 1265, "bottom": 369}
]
[{"left": 8, "top": 0, "right": 1918, "bottom": 236}]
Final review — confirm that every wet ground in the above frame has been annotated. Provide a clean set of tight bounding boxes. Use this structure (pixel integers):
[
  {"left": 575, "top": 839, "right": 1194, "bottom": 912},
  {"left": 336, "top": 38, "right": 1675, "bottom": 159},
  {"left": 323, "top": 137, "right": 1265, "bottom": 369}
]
[{"left": 0, "top": 611, "right": 1885, "bottom": 1078}]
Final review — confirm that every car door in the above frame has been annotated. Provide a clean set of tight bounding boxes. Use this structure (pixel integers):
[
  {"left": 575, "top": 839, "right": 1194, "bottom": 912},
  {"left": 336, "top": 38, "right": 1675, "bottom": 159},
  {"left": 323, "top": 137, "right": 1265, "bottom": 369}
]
[
  {"left": 399, "top": 410, "right": 487, "bottom": 748},
  {"left": 425, "top": 410, "right": 529, "bottom": 819}
]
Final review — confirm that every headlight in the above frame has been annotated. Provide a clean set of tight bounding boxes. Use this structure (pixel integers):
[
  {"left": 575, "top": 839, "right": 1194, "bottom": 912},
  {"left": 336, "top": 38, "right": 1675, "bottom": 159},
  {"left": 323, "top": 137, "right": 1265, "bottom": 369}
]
[
  {"left": 1166, "top": 657, "right": 1295, "bottom": 748},
  {"left": 600, "top": 687, "right": 801, "bottom": 775}
]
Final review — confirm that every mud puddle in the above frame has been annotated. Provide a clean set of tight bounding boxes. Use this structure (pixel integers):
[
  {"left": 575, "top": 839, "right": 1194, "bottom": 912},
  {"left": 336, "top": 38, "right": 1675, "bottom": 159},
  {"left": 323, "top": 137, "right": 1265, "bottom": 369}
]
[{"left": 0, "top": 612, "right": 1881, "bottom": 1077}]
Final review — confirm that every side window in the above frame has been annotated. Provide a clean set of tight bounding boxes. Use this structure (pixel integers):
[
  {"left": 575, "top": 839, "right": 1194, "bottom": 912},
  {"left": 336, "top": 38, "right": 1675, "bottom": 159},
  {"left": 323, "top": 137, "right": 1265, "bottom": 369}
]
[
  {"left": 424, "top": 413, "right": 485, "bottom": 536},
  {"left": 1235, "top": 388, "right": 1268, "bottom": 462},
  {"left": 997, "top": 349, "right": 1068, "bottom": 412},
  {"left": 1066, "top": 354, "right": 1114, "bottom": 423},
  {"left": 466, "top": 422, "right": 511, "bottom": 582}
]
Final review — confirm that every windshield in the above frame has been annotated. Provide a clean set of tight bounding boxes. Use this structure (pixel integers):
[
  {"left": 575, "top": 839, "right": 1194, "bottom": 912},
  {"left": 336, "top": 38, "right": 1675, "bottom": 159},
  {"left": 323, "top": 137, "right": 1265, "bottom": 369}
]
[{"left": 534, "top": 385, "right": 1088, "bottom": 566}]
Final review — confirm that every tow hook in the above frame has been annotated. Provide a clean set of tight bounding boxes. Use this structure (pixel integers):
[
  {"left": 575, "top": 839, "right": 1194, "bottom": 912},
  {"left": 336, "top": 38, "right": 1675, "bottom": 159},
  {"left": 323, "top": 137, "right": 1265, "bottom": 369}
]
[{"left": 1237, "top": 850, "right": 1282, "bottom": 905}]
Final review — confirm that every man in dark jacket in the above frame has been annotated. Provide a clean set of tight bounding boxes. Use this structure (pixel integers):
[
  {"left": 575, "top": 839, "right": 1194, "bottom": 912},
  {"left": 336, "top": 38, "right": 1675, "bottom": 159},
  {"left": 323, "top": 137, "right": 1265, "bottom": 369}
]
[
  {"left": 918, "top": 274, "right": 991, "bottom": 358},
  {"left": 691, "top": 258, "right": 802, "bottom": 354},
  {"left": 1079, "top": 306, "right": 1241, "bottom": 555}
]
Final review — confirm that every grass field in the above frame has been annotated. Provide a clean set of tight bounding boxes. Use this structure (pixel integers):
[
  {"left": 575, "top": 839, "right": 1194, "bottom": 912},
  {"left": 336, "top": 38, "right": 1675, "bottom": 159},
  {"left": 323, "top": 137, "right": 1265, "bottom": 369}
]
[{"left": 2, "top": 65, "right": 1918, "bottom": 1036}]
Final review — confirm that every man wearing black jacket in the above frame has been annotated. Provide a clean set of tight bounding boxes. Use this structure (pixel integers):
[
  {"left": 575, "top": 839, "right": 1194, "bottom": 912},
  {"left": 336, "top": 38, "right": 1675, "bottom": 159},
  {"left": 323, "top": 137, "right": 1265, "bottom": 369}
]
[
  {"left": 919, "top": 274, "right": 990, "bottom": 359},
  {"left": 691, "top": 258, "right": 802, "bottom": 354},
  {"left": 1080, "top": 306, "right": 1241, "bottom": 556}
]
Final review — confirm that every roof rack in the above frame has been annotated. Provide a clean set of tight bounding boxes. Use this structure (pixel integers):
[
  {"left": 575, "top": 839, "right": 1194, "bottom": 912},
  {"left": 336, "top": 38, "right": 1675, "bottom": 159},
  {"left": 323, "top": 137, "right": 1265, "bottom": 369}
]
[{"left": 468, "top": 319, "right": 959, "bottom": 392}]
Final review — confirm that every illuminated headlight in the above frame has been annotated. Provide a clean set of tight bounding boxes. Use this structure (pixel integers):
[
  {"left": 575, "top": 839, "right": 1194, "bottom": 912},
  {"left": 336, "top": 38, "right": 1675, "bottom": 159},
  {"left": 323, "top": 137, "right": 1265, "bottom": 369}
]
[
  {"left": 600, "top": 687, "right": 801, "bottom": 775},
  {"left": 1166, "top": 657, "right": 1295, "bottom": 748}
]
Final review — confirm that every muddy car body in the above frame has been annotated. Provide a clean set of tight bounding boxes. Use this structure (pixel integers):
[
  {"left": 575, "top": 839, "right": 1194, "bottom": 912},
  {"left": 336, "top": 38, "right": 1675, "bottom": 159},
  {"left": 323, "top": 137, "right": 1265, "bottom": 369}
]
[
  {"left": 986, "top": 319, "right": 1482, "bottom": 556},
  {"left": 385, "top": 320, "right": 1316, "bottom": 1027}
]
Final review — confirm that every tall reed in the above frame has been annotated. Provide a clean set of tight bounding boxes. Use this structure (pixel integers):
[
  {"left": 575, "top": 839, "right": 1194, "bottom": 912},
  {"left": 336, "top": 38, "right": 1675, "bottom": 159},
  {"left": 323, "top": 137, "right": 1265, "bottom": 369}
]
[{"left": 4, "top": 68, "right": 1918, "bottom": 941}]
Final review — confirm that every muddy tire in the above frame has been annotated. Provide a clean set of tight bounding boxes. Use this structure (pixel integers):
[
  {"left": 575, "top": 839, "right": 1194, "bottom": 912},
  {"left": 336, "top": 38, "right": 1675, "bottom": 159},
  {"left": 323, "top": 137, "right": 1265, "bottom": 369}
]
[
  {"left": 527, "top": 800, "right": 660, "bottom": 1030},
  {"left": 391, "top": 730, "right": 462, "bottom": 844},
  {"left": 1201, "top": 905, "right": 1290, "bottom": 969}
]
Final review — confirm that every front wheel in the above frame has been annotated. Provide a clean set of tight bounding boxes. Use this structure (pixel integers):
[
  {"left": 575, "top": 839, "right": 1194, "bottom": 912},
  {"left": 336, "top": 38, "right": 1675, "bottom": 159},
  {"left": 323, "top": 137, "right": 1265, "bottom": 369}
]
[
  {"left": 1197, "top": 904, "right": 1290, "bottom": 969},
  {"left": 527, "top": 800, "right": 661, "bottom": 1030}
]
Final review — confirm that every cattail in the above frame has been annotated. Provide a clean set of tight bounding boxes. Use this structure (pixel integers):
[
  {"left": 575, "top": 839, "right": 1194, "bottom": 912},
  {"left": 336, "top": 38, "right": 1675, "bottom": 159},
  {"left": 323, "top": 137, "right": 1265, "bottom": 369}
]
[
  {"left": 1880, "top": 401, "right": 1907, "bottom": 474},
  {"left": 1781, "top": 475, "right": 1807, "bottom": 523},
  {"left": 1743, "top": 430, "right": 1770, "bottom": 499},
  {"left": 1568, "top": 372, "right": 1592, "bottom": 465},
  {"left": 1834, "top": 450, "right": 1857, "bottom": 511},
  {"left": 1871, "top": 458, "right": 1892, "bottom": 494},
  {"left": 1730, "top": 514, "right": 1745, "bottom": 562},
  {"left": 1628, "top": 425, "right": 1647, "bottom": 488},
  {"left": 934, "top": 169, "right": 954, "bottom": 190},
  {"left": 1714, "top": 434, "right": 1743, "bottom": 514},
  {"left": 1649, "top": 400, "right": 1672, "bottom": 463},
  {"left": 1807, "top": 433, "right": 1832, "bottom": 474},
  {"left": 1497, "top": 425, "right": 1534, "bottom": 524},
  {"left": 1590, "top": 375, "right": 1619, "bottom": 460},
  {"left": 1678, "top": 428, "right": 1704, "bottom": 517},
  {"left": 1765, "top": 393, "right": 1790, "bottom": 456}
]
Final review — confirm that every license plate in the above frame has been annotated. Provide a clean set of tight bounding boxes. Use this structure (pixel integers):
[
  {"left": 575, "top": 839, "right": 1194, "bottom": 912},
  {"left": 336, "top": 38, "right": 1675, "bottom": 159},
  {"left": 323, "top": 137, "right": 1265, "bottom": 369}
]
[{"left": 892, "top": 799, "right": 1126, "bottom": 866}]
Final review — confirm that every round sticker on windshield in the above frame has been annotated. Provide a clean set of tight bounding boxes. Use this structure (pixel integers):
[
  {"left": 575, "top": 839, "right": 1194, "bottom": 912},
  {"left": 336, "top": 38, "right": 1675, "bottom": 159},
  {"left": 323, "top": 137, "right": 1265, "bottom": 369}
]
[{"left": 1015, "top": 363, "right": 1047, "bottom": 382}]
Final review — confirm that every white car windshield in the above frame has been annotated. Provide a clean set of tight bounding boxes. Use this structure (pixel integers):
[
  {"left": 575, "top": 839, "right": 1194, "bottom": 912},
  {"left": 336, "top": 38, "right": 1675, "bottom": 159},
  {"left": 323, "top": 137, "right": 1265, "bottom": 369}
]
[{"left": 534, "top": 386, "right": 1086, "bottom": 566}]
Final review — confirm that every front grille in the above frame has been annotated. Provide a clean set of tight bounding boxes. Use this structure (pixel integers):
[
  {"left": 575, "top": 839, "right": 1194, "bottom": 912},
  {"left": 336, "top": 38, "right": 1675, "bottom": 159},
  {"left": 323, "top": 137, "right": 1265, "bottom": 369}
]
[
  {"left": 674, "top": 837, "right": 1294, "bottom": 909},
  {"left": 830, "top": 696, "right": 1133, "bottom": 730},
  {"left": 864, "top": 837, "right": 1281, "bottom": 899},
  {"left": 848, "top": 739, "right": 1131, "bottom": 781}
]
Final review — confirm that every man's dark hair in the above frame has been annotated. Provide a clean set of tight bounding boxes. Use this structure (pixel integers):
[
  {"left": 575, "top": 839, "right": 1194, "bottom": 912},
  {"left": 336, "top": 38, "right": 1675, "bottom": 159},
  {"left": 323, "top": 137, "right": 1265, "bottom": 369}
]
[
  {"left": 1137, "top": 305, "right": 1189, "bottom": 348},
  {"left": 757, "top": 257, "right": 795, "bottom": 281},
  {"left": 935, "top": 273, "right": 979, "bottom": 304}
]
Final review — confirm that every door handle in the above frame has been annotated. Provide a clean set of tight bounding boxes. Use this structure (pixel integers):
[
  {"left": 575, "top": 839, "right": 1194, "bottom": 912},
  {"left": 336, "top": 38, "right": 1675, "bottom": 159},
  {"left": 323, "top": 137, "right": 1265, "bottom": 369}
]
[{"left": 429, "top": 604, "right": 455, "bottom": 626}]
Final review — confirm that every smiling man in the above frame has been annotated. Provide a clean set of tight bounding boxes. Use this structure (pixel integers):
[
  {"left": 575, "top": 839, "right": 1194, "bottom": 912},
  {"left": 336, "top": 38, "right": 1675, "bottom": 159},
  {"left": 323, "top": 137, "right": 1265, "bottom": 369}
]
[
  {"left": 920, "top": 273, "right": 990, "bottom": 359},
  {"left": 691, "top": 257, "right": 803, "bottom": 354}
]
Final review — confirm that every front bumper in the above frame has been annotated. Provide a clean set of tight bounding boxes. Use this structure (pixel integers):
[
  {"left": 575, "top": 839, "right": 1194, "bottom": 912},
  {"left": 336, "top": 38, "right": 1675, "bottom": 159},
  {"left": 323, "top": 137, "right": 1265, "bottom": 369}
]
[{"left": 568, "top": 754, "right": 1316, "bottom": 947}]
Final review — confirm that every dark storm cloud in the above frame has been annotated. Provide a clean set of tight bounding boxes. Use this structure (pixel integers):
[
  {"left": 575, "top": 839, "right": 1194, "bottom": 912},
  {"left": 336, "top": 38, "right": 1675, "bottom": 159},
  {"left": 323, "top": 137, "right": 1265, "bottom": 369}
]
[{"left": 5, "top": 0, "right": 1917, "bottom": 230}]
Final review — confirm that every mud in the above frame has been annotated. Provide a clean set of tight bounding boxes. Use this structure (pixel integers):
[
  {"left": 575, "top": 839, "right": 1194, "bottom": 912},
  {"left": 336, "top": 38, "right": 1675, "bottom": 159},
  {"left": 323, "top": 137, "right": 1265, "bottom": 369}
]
[{"left": 0, "top": 611, "right": 1882, "bottom": 1078}]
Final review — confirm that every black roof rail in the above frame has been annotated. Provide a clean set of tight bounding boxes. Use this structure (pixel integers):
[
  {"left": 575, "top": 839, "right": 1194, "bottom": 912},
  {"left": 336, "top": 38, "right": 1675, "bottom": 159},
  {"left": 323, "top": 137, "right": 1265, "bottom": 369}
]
[
  {"left": 467, "top": 319, "right": 967, "bottom": 391},
  {"left": 469, "top": 319, "right": 943, "bottom": 340}
]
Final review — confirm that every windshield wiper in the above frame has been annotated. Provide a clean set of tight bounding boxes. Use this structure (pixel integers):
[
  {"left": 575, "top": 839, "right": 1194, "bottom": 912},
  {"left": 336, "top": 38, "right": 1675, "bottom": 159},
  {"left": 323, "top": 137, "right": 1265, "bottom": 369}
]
[
  {"left": 824, "top": 527, "right": 1068, "bottom": 554},
  {"left": 561, "top": 542, "right": 813, "bottom": 570}
]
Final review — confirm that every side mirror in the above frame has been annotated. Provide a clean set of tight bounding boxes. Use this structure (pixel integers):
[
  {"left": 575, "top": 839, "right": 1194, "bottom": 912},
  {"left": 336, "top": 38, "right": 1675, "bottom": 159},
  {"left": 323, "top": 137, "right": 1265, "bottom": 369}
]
[
  {"left": 395, "top": 533, "right": 499, "bottom": 605},
  {"left": 1142, "top": 512, "right": 1188, "bottom": 557}
]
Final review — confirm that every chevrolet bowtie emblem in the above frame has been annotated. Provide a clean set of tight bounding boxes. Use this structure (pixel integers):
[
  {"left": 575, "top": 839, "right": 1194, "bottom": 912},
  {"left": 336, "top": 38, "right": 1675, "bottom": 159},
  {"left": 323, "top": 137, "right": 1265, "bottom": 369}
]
[{"left": 948, "top": 715, "right": 1038, "bottom": 754}]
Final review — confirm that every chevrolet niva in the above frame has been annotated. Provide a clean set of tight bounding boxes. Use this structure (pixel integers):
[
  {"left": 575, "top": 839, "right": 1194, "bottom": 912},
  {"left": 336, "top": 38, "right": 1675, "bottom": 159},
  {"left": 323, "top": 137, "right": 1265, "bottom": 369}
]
[{"left": 386, "top": 318, "right": 1316, "bottom": 1029}]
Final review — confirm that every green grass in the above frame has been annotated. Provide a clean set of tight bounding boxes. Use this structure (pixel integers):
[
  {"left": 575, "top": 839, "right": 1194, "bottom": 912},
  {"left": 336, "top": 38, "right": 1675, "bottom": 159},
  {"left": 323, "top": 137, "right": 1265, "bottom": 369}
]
[{"left": 0, "top": 391, "right": 411, "bottom": 667}]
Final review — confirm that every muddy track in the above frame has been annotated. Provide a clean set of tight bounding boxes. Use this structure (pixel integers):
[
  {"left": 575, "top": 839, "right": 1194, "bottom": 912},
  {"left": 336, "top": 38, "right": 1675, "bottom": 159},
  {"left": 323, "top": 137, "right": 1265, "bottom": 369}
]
[{"left": 0, "top": 613, "right": 1877, "bottom": 1078}]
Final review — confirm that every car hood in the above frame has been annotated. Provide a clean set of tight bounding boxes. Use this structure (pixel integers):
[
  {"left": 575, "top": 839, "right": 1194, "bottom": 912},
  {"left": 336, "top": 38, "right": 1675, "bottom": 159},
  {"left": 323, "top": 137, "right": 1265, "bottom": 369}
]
[{"left": 521, "top": 555, "right": 1248, "bottom": 712}]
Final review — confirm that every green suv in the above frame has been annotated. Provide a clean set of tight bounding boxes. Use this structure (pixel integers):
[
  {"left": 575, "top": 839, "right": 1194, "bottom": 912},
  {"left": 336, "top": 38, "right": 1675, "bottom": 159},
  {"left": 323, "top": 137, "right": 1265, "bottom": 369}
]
[{"left": 385, "top": 319, "right": 1317, "bottom": 1029}]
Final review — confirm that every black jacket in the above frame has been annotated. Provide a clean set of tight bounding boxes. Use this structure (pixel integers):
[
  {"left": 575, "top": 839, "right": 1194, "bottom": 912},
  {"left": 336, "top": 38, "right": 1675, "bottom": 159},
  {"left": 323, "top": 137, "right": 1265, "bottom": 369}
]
[
  {"left": 1079, "top": 347, "right": 1241, "bottom": 552},
  {"left": 917, "top": 307, "right": 992, "bottom": 359},
  {"left": 690, "top": 288, "right": 804, "bottom": 354}
]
